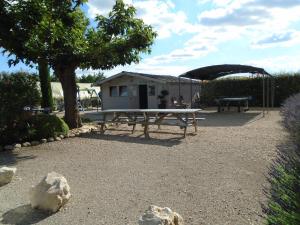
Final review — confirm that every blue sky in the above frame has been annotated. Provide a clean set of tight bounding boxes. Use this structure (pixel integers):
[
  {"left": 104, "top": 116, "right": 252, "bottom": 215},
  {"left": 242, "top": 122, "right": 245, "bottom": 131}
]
[{"left": 1, "top": 0, "right": 300, "bottom": 77}]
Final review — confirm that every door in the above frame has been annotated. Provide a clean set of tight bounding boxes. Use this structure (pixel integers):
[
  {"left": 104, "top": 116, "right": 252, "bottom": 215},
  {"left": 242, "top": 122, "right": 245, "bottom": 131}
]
[{"left": 139, "top": 85, "right": 148, "bottom": 109}]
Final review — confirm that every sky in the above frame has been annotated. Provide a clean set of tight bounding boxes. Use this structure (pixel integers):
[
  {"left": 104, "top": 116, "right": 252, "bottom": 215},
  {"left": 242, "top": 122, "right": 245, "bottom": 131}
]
[{"left": 1, "top": 0, "right": 300, "bottom": 77}]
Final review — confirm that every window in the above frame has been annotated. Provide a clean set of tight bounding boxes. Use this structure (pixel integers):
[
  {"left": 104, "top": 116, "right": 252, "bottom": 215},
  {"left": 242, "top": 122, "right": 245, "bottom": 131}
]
[
  {"left": 119, "top": 86, "right": 128, "bottom": 97},
  {"left": 149, "top": 85, "right": 155, "bottom": 96},
  {"left": 109, "top": 86, "right": 118, "bottom": 97}
]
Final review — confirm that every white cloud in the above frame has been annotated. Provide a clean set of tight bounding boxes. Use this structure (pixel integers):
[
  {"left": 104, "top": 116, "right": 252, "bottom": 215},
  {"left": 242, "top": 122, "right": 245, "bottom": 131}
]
[
  {"left": 246, "top": 55, "right": 300, "bottom": 73},
  {"left": 86, "top": 0, "right": 196, "bottom": 39},
  {"left": 252, "top": 30, "right": 300, "bottom": 48}
]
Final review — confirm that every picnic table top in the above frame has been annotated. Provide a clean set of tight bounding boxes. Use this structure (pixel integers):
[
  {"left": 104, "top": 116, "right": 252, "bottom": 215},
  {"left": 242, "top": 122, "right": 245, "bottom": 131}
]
[
  {"left": 218, "top": 97, "right": 249, "bottom": 101},
  {"left": 99, "top": 109, "right": 202, "bottom": 113}
]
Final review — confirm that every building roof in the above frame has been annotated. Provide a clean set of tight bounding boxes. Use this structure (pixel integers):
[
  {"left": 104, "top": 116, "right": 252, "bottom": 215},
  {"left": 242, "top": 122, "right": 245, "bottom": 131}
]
[{"left": 96, "top": 71, "right": 199, "bottom": 85}]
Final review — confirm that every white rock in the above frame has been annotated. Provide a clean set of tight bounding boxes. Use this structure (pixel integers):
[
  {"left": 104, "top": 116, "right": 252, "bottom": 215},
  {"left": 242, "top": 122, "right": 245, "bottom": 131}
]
[
  {"left": 22, "top": 142, "right": 31, "bottom": 147},
  {"left": 68, "top": 133, "right": 75, "bottom": 138},
  {"left": 14, "top": 143, "right": 22, "bottom": 149},
  {"left": 0, "top": 166, "right": 17, "bottom": 186},
  {"left": 54, "top": 137, "right": 61, "bottom": 141},
  {"left": 48, "top": 137, "right": 55, "bottom": 142},
  {"left": 40, "top": 139, "right": 47, "bottom": 143},
  {"left": 139, "top": 205, "right": 184, "bottom": 225},
  {"left": 29, "top": 172, "right": 71, "bottom": 213},
  {"left": 59, "top": 135, "right": 64, "bottom": 139}
]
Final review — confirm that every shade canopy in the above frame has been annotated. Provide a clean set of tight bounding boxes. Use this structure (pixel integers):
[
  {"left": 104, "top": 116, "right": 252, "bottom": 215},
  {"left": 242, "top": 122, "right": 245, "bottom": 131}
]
[{"left": 180, "top": 64, "right": 271, "bottom": 80}]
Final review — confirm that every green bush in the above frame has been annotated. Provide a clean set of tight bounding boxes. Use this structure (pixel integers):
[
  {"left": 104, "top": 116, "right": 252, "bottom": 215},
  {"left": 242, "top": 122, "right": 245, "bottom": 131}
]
[
  {"left": 29, "top": 114, "right": 69, "bottom": 140},
  {"left": 0, "top": 72, "right": 41, "bottom": 145}
]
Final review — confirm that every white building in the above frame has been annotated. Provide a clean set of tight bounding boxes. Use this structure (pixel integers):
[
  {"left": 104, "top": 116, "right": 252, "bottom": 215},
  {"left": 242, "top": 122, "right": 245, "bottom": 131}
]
[{"left": 97, "top": 71, "right": 200, "bottom": 110}]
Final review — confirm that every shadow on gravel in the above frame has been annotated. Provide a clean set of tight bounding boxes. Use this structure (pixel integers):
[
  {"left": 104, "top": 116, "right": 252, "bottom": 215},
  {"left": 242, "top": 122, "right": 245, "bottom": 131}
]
[
  {"left": 1, "top": 204, "right": 51, "bottom": 225},
  {"left": 0, "top": 151, "right": 36, "bottom": 166},
  {"left": 198, "top": 112, "right": 262, "bottom": 127},
  {"left": 80, "top": 132, "right": 185, "bottom": 147}
]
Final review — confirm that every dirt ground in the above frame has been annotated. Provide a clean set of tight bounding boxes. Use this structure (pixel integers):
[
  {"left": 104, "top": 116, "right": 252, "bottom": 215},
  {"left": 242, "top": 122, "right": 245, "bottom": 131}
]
[{"left": 0, "top": 109, "right": 284, "bottom": 225}]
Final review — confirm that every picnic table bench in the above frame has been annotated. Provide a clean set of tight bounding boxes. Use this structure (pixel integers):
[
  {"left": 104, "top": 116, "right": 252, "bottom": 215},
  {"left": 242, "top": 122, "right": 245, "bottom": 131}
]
[{"left": 97, "top": 109, "right": 204, "bottom": 138}]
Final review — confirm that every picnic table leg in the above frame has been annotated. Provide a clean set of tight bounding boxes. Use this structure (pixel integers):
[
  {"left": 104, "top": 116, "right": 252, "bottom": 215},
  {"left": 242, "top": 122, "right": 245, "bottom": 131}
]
[
  {"left": 143, "top": 112, "right": 150, "bottom": 138},
  {"left": 100, "top": 114, "right": 106, "bottom": 134},
  {"left": 192, "top": 113, "right": 197, "bottom": 132},
  {"left": 132, "top": 113, "right": 137, "bottom": 134},
  {"left": 183, "top": 113, "right": 188, "bottom": 137}
]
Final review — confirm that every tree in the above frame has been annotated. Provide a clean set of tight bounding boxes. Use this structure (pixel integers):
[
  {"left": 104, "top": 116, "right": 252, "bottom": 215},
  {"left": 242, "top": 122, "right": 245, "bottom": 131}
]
[
  {"left": 0, "top": 0, "right": 54, "bottom": 110},
  {"left": 0, "top": 0, "right": 156, "bottom": 128},
  {"left": 77, "top": 72, "right": 106, "bottom": 83}
]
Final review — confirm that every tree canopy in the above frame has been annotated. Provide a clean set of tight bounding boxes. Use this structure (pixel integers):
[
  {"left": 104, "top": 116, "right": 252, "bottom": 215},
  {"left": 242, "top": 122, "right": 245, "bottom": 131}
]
[{"left": 0, "top": 0, "right": 157, "bottom": 128}]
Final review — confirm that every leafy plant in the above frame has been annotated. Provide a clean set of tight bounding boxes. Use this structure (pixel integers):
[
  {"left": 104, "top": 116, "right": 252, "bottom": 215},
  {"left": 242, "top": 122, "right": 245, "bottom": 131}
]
[
  {"left": 266, "top": 93, "right": 300, "bottom": 225},
  {"left": 28, "top": 114, "right": 69, "bottom": 140},
  {"left": 0, "top": 72, "right": 41, "bottom": 145}
]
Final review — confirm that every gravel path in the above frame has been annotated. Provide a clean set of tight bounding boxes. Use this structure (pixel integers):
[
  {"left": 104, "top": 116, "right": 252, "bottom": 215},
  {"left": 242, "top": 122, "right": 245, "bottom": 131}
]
[{"left": 0, "top": 110, "right": 284, "bottom": 225}]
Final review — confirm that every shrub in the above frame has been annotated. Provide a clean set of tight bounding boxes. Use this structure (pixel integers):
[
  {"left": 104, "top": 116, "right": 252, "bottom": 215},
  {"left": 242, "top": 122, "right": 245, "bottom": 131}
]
[
  {"left": 0, "top": 72, "right": 41, "bottom": 145},
  {"left": 266, "top": 93, "right": 300, "bottom": 225},
  {"left": 29, "top": 114, "right": 69, "bottom": 140}
]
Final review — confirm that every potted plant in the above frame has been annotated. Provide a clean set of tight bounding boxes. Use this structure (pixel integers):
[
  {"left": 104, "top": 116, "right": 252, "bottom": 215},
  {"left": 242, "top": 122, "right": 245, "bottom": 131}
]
[{"left": 158, "top": 90, "right": 169, "bottom": 109}]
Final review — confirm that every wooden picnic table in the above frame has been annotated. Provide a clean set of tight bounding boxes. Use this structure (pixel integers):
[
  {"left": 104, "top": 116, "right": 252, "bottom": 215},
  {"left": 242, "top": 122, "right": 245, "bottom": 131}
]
[{"left": 98, "top": 109, "right": 203, "bottom": 138}]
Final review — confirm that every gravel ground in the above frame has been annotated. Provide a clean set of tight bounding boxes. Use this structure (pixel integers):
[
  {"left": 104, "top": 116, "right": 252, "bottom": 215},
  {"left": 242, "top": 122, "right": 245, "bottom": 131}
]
[{"left": 0, "top": 110, "right": 284, "bottom": 225}]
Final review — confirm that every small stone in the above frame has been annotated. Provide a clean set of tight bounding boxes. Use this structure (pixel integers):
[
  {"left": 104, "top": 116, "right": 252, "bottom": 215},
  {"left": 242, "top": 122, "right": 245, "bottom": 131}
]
[
  {"left": 40, "top": 139, "right": 47, "bottom": 143},
  {"left": 14, "top": 143, "right": 22, "bottom": 148},
  {"left": 74, "top": 133, "right": 80, "bottom": 137},
  {"left": 0, "top": 166, "right": 17, "bottom": 186},
  {"left": 29, "top": 172, "right": 71, "bottom": 212},
  {"left": 55, "top": 137, "right": 61, "bottom": 141},
  {"left": 59, "top": 135, "right": 65, "bottom": 139},
  {"left": 139, "top": 205, "right": 184, "bottom": 225},
  {"left": 4, "top": 145, "right": 14, "bottom": 151},
  {"left": 48, "top": 137, "right": 55, "bottom": 142},
  {"left": 31, "top": 141, "right": 40, "bottom": 146},
  {"left": 22, "top": 142, "right": 31, "bottom": 147},
  {"left": 68, "top": 134, "right": 75, "bottom": 138}
]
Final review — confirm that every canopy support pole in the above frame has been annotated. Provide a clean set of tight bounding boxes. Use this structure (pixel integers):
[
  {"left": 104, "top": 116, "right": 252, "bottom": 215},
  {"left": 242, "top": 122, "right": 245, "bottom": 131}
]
[
  {"left": 262, "top": 73, "right": 265, "bottom": 117},
  {"left": 190, "top": 79, "right": 193, "bottom": 108}
]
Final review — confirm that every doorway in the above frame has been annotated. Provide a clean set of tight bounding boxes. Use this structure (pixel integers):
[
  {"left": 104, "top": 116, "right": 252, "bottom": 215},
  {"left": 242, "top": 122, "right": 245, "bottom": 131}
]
[{"left": 139, "top": 85, "right": 148, "bottom": 109}]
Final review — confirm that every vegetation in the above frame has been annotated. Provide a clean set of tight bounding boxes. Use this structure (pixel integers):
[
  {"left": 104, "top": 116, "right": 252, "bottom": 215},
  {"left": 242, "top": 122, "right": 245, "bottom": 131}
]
[
  {"left": 0, "top": 72, "right": 41, "bottom": 145},
  {"left": 51, "top": 72, "right": 105, "bottom": 83},
  {"left": 266, "top": 93, "right": 300, "bottom": 225},
  {"left": 202, "top": 73, "right": 300, "bottom": 107},
  {"left": 28, "top": 114, "right": 69, "bottom": 140},
  {"left": 39, "top": 59, "right": 54, "bottom": 110},
  {"left": 0, "top": 0, "right": 157, "bottom": 129}
]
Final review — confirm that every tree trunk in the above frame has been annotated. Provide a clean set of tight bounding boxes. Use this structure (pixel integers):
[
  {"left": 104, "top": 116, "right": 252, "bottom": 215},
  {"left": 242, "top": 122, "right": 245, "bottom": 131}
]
[
  {"left": 38, "top": 58, "right": 54, "bottom": 110},
  {"left": 56, "top": 65, "right": 82, "bottom": 129}
]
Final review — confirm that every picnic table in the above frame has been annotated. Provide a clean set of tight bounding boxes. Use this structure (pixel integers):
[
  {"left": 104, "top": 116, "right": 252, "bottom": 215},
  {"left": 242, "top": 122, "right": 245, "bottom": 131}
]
[
  {"left": 216, "top": 97, "right": 250, "bottom": 112},
  {"left": 98, "top": 109, "right": 203, "bottom": 138}
]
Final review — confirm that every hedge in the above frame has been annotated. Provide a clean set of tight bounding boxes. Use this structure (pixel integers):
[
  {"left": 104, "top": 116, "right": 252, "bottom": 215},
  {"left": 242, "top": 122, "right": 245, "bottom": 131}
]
[{"left": 202, "top": 74, "right": 300, "bottom": 107}]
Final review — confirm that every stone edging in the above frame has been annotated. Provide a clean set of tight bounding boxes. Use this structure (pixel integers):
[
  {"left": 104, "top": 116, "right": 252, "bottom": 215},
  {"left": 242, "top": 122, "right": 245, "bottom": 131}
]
[{"left": 0, "top": 124, "right": 100, "bottom": 152}]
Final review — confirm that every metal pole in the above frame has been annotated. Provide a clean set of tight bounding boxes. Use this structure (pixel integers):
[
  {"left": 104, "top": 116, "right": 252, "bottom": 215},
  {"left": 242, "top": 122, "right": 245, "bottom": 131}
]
[
  {"left": 262, "top": 73, "right": 265, "bottom": 117},
  {"left": 271, "top": 77, "right": 275, "bottom": 108},
  {"left": 190, "top": 79, "right": 193, "bottom": 108},
  {"left": 267, "top": 75, "right": 270, "bottom": 113},
  {"left": 178, "top": 77, "right": 181, "bottom": 99}
]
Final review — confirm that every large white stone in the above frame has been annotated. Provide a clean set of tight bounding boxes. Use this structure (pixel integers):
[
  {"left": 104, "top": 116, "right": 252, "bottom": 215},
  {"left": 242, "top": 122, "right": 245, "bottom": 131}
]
[
  {"left": 29, "top": 172, "right": 71, "bottom": 213},
  {"left": 139, "top": 205, "right": 184, "bottom": 225},
  {"left": 0, "top": 166, "right": 17, "bottom": 186}
]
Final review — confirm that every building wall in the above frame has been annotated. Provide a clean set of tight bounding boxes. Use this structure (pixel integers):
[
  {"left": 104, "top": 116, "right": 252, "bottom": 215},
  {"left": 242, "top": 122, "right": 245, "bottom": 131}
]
[
  {"left": 101, "top": 75, "right": 200, "bottom": 109},
  {"left": 101, "top": 75, "right": 164, "bottom": 109}
]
